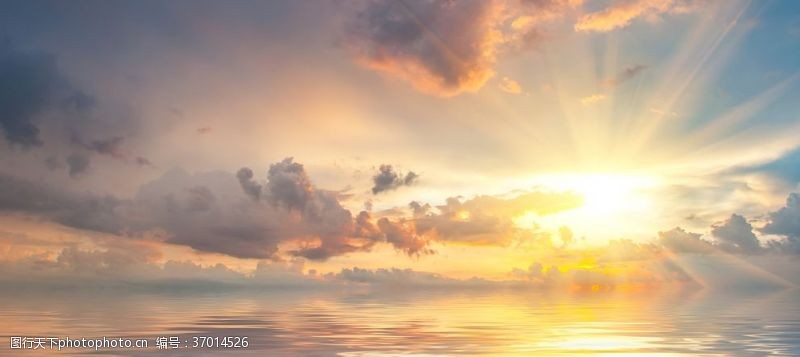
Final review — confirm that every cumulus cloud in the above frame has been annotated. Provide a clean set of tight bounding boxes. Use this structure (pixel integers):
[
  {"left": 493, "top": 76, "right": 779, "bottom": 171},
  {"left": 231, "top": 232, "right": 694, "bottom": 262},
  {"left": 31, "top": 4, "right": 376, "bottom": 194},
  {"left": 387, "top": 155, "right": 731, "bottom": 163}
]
[
  {"left": 658, "top": 226, "right": 713, "bottom": 254},
  {"left": 371, "top": 164, "right": 419, "bottom": 194},
  {"left": 377, "top": 217, "right": 432, "bottom": 256},
  {"left": 711, "top": 214, "right": 762, "bottom": 254},
  {"left": 233, "top": 159, "right": 430, "bottom": 259},
  {"left": 760, "top": 193, "right": 800, "bottom": 253},
  {"left": 236, "top": 167, "right": 262, "bottom": 200},
  {"left": 761, "top": 193, "right": 800, "bottom": 239},
  {"left": 575, "top": 0, "right": 700, "bottom": 33}
]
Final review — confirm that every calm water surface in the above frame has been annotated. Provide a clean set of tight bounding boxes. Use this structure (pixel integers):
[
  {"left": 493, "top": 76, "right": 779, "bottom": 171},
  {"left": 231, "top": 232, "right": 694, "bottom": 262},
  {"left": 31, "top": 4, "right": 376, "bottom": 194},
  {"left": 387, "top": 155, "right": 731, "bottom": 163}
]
[{"left": 1, "top": 286, "right": 798, "bottom": 356}]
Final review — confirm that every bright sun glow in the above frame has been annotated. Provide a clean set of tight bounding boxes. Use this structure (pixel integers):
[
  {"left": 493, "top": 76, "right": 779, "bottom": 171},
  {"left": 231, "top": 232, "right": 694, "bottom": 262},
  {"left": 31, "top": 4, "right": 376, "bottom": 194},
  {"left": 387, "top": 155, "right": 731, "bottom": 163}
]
[{"left": 516, "top": 173, "right": 662, "bottom": 244}]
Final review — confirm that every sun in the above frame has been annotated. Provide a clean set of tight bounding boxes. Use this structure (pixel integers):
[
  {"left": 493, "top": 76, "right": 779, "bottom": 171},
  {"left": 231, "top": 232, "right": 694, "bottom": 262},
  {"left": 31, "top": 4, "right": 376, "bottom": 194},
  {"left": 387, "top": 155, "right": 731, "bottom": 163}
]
[{"left": 522, "top": 172, "right": 662, "bottom": 244}]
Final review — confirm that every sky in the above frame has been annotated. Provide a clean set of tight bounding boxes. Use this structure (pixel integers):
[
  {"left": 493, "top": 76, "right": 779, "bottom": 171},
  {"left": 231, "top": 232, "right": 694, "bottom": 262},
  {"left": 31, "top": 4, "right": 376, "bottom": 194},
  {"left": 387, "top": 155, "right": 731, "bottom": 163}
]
[{"left": 1, "top": 0, "right": 800, "bottom": 289}]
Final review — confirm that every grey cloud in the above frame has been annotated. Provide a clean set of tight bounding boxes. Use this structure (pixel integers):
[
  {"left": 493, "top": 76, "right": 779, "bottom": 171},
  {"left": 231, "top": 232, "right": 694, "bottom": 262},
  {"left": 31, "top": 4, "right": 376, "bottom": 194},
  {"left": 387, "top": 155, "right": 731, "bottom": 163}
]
[
  {"left": 73, "top": 135, "right": 154, "bottom": 168},
  {"left": 0, "top": 172, "right": 124, "bottom": 233},
  {"left": 760, "top": 193, "right": 800, "bottom": 254},
  {"left": 371, "top": 164, "right": 418, "bottom": 194},
  {"left": 711, "top": 214, "right": 762, "bottom": 254},
  {"left": 66, "top": 153, "right": 90, "bottom": 178},
  {"left": 183, "top": 186, "right": 215, "bottom": 212},
  {"left": 0, "top": 42, "right": 150, "bottom": 176},
  {"left": 267, "top": 157, "right": 313, "bottom": 211},
  {"left": 409, "top": 200, "right": 432, "bottom": 217},
  {"left": 333, "top": 267, "right": 474, "bottom": 287},
  {"left": 134, "top": 168, "right": 284, "bottom": 259},
  {"left": 44, "top": 156, "right": 63, "bottom": 171},
  {"left": 0, "top": 41, "right": 64, "bottom": 148},
  {"left": 236, "top": 167, "right": 262, "bottom": 200},
  {"left": 80, "top": 136, "right": 126, "bottom": 159},
  {"left": 658, "top": 227, "right": 714, "bottom": 254}
]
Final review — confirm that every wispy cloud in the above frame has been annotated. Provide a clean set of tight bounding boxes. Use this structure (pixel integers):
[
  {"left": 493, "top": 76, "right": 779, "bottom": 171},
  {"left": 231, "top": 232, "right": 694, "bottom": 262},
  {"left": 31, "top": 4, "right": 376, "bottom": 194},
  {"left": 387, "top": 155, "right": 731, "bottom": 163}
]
[
  {"left": 581, "top": 93, "right": 606, "bottom": 105},
  {"left": 575, "top": 0, "right": 701, "bottom": 33},
  {"left": 498, "top": 77, "right": 524, "bottom": 94}
]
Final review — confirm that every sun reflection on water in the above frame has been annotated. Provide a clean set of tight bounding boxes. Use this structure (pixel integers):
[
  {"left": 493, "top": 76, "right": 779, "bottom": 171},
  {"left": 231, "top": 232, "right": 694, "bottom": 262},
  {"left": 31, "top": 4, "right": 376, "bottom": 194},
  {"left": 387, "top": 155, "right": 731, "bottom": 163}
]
[{"left": 0, "top": 287, "right": 798, "bottom": 356}]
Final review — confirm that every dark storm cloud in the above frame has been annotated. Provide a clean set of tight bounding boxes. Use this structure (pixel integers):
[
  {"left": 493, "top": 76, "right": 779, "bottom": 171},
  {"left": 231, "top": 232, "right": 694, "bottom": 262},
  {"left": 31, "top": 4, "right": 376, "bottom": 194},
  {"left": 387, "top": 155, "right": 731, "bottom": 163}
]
[
  {"left": 371, "top": 164, "right": 418, "bottom": 194},
  {"left": 0, "top": 41, "right": 65, "bottom": 148},
  {"left": 711, "top": 214, "right": 762, "bottom": 254}
]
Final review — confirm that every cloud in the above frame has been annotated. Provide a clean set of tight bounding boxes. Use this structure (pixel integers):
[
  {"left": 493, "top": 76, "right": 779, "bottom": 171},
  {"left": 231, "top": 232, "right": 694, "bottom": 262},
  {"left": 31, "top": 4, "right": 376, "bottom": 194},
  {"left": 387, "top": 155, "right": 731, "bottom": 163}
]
[
  {"left": 498, "top": 77, "right": 524, "bottom": 94},
  {"left": 604, "top": 64, "right": 648, "bottom": 87},
  {"left": 2, "top": 155, "right": 437, "bottom": 261},
  {"left": 658, "top": 226, "right": 713, "bottom": 254},
  {"left": 371, "top": 164, "right": 418, "bottom": 194},
  {"left": 236, "top": 167, "right": 262, "bottom": 200},
  {"left": 234, "top": 159, "right": 430, "bottom": 259},
  {"left": 0, "top": 41, "right": 66, "bottom": 148},
  {"left": 265, "top": 158, "right": 317, "bottom": 212},
  {"left": 580, "top": 93, "right": 606, "bottom": 105},
  {"left": 0, "top": 42, "right": 150, "bottom": 176},
  {"left": 0, "top": 172, "right": 124, "bottom": 233},
  {"left": 66, "top": 153, "right": 90, "bottom": 178},
  {"left": 333, "top": 267, "right": 472, "bottom": 287},
  {"left": 72, "top": 135, "right": 154, "bottom": 169},
  {"left": 412, "top": 191, "right": 583, "bottom": 245},
  {"left": 79, "top": 136, "right": 126, "bottom": 159},
  {"left": 733, "top": 147, "right": 800, "bottom": 188},
  {"left": 575, "top": 0, "right": 699, "bottom": 33},
  {"left": 761, "top": 193, "right": 800, "bottom": 239},
  {"left": 711, "top": 214, "right": 762, "bottom": 254},
  {"left": 343, "top": 0, "right": 506, "bottom": 96},
  {"left": 377, "top": 217, "right": 432, "bottom": 256},
  {"left": 760, "top": 193, "right": 800, "bottom": 253}
]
